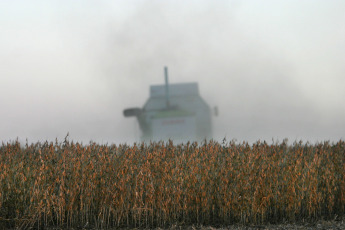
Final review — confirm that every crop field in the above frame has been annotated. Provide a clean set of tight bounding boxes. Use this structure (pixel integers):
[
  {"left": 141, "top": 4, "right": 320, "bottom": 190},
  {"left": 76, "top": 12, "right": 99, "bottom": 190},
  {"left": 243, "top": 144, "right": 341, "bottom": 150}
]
[{"left": 0, "top": 139, "right": 344, "bottom": 229}]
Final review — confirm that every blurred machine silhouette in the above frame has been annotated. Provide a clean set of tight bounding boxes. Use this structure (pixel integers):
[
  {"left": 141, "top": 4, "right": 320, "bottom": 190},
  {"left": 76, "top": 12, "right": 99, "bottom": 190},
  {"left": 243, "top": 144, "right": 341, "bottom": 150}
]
[{"left": 123, "top": 67, "right": 213, "bottom": 143}]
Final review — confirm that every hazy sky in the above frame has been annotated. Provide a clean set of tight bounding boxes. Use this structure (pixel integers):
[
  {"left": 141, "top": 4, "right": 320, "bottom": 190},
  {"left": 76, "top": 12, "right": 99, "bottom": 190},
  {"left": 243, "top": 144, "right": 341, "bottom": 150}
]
[{"left": 1, "top": 0, "right": 344, "bottom": 144}]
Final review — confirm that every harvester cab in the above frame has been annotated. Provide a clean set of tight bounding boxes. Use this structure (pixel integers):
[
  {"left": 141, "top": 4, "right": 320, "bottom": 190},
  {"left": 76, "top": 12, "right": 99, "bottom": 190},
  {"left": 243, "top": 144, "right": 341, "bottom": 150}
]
[{"left": 123, "top": 67, "right": 213, "bottom": 143}]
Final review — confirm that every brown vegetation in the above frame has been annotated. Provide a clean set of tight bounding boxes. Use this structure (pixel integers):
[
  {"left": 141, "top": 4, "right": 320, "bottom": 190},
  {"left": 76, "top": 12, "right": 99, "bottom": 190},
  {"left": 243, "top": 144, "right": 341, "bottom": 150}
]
[{"left": 0, "top": 139, "right": 344, "bottom": 229}]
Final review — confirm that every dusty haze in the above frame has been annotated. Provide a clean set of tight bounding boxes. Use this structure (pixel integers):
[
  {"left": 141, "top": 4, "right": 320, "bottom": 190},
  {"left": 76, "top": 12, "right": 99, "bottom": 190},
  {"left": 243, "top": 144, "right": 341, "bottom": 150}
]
[{"left": 1, "top": 1, "right": 344, "bottom": 145}]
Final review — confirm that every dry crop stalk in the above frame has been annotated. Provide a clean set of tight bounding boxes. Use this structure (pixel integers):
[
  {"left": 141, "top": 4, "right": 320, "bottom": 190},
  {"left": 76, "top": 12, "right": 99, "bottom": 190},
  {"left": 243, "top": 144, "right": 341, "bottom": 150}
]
[{"left": 0, "top": 140, "right": 344, "bottom": 228}]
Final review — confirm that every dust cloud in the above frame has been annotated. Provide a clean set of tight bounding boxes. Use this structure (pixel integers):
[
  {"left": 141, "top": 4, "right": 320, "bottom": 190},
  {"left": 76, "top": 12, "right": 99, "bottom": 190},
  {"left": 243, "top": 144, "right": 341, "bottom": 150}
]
[{"left": 0, "top": 1, "right": 344, "bottom": 145}]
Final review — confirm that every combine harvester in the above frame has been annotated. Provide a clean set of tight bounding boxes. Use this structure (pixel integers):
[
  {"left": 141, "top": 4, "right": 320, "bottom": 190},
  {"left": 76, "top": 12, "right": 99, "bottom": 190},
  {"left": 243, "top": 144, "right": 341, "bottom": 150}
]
[{"left": 123, "top": 67, "right": 216, "bottom": 143}]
